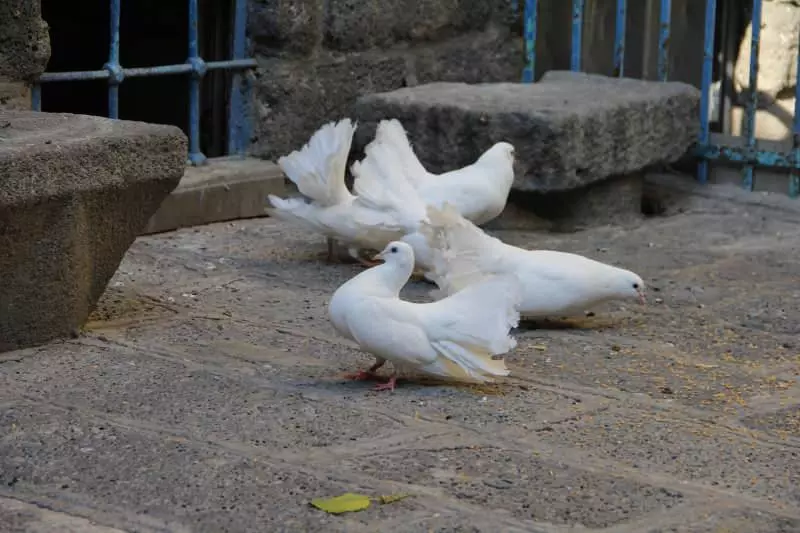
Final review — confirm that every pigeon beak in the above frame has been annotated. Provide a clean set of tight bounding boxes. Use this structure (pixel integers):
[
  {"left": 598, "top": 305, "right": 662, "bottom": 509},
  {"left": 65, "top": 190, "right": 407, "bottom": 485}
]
[
  {"left": 638, "top": 291, "right": 647, "bottom": 305},
  {"left": 371, "top": 251, "right": 385, "bottom": 262}
]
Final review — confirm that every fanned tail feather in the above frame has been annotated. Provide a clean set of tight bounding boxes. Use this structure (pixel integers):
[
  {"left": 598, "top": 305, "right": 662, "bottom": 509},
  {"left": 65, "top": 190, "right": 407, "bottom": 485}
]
[
  {"left": 419, "top": 204, "right": 505, "bottom": 298},
  {"left": 374, "top": 119, "right": 429, "bottom": 187},
  {"left": 421, "top": 274, "right": 522, "bottom": 382},
  {"left": 276, "top": 118, "right": 356, "bottom": 207},
  {"left": 265, "top": 194, "right": 328, "bottom": 234},
  {"left": 351, "top": 137, "right": 427, "bottom": 229}
]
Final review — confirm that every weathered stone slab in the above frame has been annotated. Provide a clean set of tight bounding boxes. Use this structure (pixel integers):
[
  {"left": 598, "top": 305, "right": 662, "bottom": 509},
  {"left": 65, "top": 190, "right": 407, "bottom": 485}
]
[
  {"left": 353, "top": 71, "right": 700, "bottom": 193},
  {"left": 0, "top": 111, "right": 186, "bottom": 352}
]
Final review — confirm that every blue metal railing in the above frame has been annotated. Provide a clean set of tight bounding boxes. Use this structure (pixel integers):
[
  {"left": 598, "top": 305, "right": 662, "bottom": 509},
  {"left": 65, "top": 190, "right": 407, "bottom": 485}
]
[
  {"left": 522, "top": 0, "right": 800, "bottom": 199},
  {"left": 31, "top": 0, "right": 257, "bottom": 166}
]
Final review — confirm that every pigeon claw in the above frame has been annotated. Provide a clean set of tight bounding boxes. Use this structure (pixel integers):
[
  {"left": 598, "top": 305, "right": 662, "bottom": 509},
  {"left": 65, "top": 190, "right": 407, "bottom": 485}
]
[{"left": 373, "top": 376, "right": 397, "bottom": 392}]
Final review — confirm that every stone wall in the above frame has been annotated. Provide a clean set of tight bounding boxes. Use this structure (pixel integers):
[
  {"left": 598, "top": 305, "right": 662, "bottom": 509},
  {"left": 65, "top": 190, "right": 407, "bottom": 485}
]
[
  {"left": 0, "top": 0, "right": 50, "bottom": 110},
  {"left": 245, "top": 0, "right": 719, "bottom": 160},
  {"left": 246, "top": 0, "right": 525, "bottom": 160}
]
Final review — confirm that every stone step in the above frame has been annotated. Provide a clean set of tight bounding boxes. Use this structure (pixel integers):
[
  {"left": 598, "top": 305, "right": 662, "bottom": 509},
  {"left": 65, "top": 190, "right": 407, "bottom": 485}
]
[
  {"left": 0, "top": 111, "right": 186, "bottom": 353},
  {"left": 142, "top": 157, "right": 285, "bottom": 235}
]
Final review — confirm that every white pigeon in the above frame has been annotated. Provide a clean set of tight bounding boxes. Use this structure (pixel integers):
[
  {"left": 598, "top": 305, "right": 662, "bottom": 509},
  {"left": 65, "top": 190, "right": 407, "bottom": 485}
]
[
  {"left": 374, "top": 119, "right": 516, "bottom": 225},
  {"left": 418, "top": 204, "right": 647, "bottom": 319},
  {"left": 328, "top": 240, "right": 522, "bottom": 391},
  {"left": 266, "top": 119, "right": 430, "bottom": 267}
]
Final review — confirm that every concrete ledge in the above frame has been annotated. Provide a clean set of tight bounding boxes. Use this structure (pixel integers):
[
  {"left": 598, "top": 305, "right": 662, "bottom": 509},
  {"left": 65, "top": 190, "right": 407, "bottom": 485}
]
[
  {"left": 143, "top": 157, "right": 286, "bottom": 235},
  {"left": 644, "top": 171, "right": 800, "bottom": 217}
]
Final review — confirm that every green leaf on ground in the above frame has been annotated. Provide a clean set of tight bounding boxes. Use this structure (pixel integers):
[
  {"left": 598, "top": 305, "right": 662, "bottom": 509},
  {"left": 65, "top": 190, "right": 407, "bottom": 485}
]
[{"left": 310, "top": 493, "right": 371, "bottom": 514}]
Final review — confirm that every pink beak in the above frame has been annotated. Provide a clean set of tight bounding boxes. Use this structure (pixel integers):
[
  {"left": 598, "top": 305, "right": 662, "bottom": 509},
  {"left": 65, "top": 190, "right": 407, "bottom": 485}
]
[{"left": 638, "top": 291, "right": 647, "bottom": 305}]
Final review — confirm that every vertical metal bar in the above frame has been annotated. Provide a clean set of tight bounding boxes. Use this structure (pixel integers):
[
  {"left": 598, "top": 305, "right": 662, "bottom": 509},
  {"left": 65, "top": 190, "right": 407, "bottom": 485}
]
[
  {"left": 228, "top": 0, "right": 249, "bottom": 155},
  {"left": 241, "top": 70, "right": 254, "bottom": 158},
  {"left": 657, "top": 0, "right": 671, "bottom": 81},
  {"left": 742, "top": 0, "right": 763, "bottom": 191},
  {"left": 571, "top": 0, "right": 584, "bottom": 71},
  {"left": 187, "top": 0, "right": 207, "bottom": 165},
  {"left": 613, "top": 0, "right": 627, "bottom": 77},
  {"left": 522, "top": 0, "right": 537, "bottom": 83},
  {"left": 31, "top": 84, "right": 42, "bottom": 111},
  {"left": 105, "top": 0, "right": 122, "bottom": 119},
  {"left": 790, "top": 28, "right": 800, "bottom": 198},
  {"left": 642, "top": 0, "right": 655, "bottom": 79},
  {"left": 697, "top": 0, "right": 718, "bottom": 185}
]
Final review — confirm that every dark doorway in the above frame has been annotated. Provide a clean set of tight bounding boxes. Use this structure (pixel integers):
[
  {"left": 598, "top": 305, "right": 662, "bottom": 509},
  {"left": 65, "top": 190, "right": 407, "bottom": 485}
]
[{"left": 40, "top": 0, "right": 232, "bottom": 158}]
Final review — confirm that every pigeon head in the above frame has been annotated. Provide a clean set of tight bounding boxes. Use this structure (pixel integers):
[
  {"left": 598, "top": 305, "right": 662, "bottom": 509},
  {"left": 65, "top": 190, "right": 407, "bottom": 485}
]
[
  {"left": 610, "top": 269, "right": 647, "bottom": 305},
  {"left": 479, "top": 142, "right": 515, "bottom": 166},
  {"left": 372, "top": 241, "right": 415, "bottom": 269}
]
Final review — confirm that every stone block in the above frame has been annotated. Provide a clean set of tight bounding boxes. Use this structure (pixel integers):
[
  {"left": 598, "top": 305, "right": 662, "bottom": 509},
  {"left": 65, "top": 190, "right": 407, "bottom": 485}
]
[
  {"left": 250, "top": 52, "right": 406, "bottom": 160},
  {"left": 248, "top": 0, "right": 324, "bottom": 56},
  {"left": 0, "top": 111, "right": 186, "bottom": 352},
  {"left": 354, "top": 71, "right": 700, "bottom": 193},
  {"left": 324, "top": 0, "right": 514, "bottom": 52}
]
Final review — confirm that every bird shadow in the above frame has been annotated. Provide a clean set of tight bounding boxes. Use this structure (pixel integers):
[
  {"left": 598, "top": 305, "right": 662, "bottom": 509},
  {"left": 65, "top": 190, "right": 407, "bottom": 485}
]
[
  {"left": 516, "top": 315, "right": 616, "bottom": 331},
  {"left": 304, "top": 373, "right": 514, "bottom": 396}
]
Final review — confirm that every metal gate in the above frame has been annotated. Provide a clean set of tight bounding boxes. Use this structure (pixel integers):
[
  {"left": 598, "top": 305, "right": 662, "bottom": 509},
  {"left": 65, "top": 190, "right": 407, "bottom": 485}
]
[
  {"left": 522, "top": 0, "right": 800, "bottom": 198},
  {"left": 31, "top": 0, "right": 257, "bottom": 166}
]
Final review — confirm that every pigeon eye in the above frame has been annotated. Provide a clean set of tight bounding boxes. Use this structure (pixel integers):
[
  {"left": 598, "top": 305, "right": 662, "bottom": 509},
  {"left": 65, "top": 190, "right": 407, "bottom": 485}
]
[
  {"left": 390, "top": 246, "right": 398, "bottom": 253},
  {"left": 633, "top": 283, "right": 639, "bottom": 289}
]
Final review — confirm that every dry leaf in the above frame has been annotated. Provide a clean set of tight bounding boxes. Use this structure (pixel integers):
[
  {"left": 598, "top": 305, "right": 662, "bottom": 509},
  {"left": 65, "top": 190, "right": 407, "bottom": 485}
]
[{"left": 379, "top": 493, "right": 411, "bottom": 505}]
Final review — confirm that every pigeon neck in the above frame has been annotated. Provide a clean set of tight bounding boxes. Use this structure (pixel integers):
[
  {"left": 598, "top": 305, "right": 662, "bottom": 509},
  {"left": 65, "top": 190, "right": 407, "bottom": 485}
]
[{"left": 371, "top": 259, "right": 413, "bottom": 296}]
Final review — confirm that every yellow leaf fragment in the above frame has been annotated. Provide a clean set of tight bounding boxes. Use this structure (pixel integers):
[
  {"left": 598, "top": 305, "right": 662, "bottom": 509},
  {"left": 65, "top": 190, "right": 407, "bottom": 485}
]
[
  {"left": 310, "top": 493, "right": 371, "bottom": 514},
  {"left": 694, "top": 363, "right": 718, "bottom": 370},
  {"left": 533, "top": 345, "right": 547, "bottom": 351},
  {"left": 379, "top": 493, "right": 412, "bottom": 505}
]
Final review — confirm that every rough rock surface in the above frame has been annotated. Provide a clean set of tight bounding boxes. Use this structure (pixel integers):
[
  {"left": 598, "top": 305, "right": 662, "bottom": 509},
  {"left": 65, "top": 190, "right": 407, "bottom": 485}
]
[
  {"left": 354, "top": 71, "right": 701, "bottom": 193},
  {"left": 0, "top": 111, "right": 187, "bottom": 353},
  {"left": 250, "top": 26, "right": 520, "bottom": 160},
  {"left": 247, "top": 0, "right": 514, "bottom": 56},
  {"left": 0, "top": 0, "right": 50, "bottom": 83},
  {"left": 0, "top": 0, "right": 50, "bottom": 111}
]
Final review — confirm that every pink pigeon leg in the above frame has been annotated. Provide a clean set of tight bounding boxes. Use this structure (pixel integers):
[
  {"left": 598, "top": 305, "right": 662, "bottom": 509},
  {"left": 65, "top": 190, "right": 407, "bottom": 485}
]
[
  {"left": 326, "top": 237, "right": 337, "bottom": 263},
  {"left": 373, "top": 375, "right": 397, "bottom": 392}
]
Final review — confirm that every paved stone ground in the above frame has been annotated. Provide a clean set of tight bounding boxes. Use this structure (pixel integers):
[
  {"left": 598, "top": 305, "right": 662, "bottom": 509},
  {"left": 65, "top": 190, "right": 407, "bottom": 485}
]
[{"left": 1, "top": 180, "right": 800, "bottom": 532}]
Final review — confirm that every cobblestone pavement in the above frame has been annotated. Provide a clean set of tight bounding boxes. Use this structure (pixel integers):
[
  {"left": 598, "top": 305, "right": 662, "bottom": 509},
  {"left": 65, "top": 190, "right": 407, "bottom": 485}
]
[{"left": 1, "top": 182, "right": 799, "bottom": 532}]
